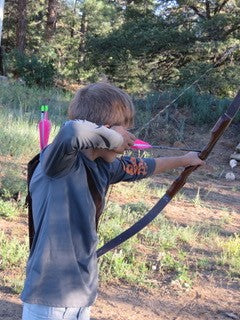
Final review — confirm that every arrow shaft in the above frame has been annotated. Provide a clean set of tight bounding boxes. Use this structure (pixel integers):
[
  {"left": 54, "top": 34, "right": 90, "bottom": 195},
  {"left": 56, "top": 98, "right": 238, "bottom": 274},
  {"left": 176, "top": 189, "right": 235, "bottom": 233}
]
[
  {"left": 133, "top": 139, "right": 201, "bottom": 153},
  {"left": 151, "top": 145, "right": 201, "bottom": 152}
]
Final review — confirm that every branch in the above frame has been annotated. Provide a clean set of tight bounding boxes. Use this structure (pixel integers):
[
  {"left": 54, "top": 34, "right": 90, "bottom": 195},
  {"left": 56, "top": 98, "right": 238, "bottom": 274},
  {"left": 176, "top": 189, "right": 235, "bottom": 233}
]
[
  {"left": 214, "top": 0, "right": 230, "bottom": 15},
  {"left": 223, "top": 24, "right": 240, "bottom": 38},
  {"left": 205, "top": 0, "right": 211, "bottom": 19},
  {"left": 189, "top": 5, "right": 206, "bottom": 19}
]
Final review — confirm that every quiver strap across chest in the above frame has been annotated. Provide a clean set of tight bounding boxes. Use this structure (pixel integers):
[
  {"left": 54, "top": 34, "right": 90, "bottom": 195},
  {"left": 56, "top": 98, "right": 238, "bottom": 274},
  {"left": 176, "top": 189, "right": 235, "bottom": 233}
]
[{"left": 26, "top": 153, "right": 40, "bottom": 249}]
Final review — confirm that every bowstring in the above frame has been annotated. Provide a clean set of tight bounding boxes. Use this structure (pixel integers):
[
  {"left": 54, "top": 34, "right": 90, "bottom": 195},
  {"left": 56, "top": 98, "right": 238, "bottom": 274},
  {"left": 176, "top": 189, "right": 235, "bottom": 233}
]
[
  {"left": 103, "top": 44, "right": 238, "bottom": 215},
  {"left": 135, "top": 44, "right": 239, "bottom": 137}
]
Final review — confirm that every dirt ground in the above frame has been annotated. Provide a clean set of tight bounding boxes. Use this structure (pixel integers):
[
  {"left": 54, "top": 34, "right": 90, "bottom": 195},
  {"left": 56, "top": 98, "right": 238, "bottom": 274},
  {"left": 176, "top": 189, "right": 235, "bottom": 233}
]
[
  {"left": 0, "top": 278, "right": 239, "bottom": 320},
  {"left": 0, "top": 124, "right": 240, "bottom": 320}
]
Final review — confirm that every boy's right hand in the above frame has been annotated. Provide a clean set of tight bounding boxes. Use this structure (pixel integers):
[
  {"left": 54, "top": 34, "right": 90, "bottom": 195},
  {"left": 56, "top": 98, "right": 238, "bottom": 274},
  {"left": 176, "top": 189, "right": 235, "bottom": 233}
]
[{"left": 111, "top": 126, "right": 136, "bottom": 154}]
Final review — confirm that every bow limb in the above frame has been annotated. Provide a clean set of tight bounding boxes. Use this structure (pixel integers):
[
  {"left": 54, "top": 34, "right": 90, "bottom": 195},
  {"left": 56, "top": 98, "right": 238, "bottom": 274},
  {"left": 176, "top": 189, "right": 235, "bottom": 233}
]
[{"left": 97, "top": 90, "right": 240, "bottom": 258}]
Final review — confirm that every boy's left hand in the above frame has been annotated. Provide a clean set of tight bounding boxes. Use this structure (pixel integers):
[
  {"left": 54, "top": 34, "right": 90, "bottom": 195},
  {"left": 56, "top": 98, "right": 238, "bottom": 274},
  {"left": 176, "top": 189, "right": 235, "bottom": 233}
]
[{"left": 182, "top": 152, "right": 205, "bottom": 167}]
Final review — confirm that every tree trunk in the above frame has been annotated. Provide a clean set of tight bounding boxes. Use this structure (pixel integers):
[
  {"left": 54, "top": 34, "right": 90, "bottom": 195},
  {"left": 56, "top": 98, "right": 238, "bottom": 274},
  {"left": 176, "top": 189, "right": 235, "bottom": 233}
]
[
  {"left": 0, "top": 0, "right": 5, "bottom": 74},
  {"left": 78, "top": 9, "right": 88, "bottom": 63},
  {"left": 0, "top": 46, "right": 4, "bottom": 74},
  {"left": 0, "top": 0, "right": 5, "bottom": 47},
  {"left": 16, "top": 0, "right": 27, "bottom": 53},
  {"left": 70, "top": 0, "right": 77, "bottom": 38},
  {"left": 45, "top": 0, "right": 58, "bottom": 41},
  {"left": 205, "top": 0, "right": 211, "bottom": 19}
]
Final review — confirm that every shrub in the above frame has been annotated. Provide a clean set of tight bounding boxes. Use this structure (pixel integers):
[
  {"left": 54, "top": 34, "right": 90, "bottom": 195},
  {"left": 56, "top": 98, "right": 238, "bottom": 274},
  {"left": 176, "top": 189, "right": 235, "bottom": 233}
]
[{"left": 5, "top": 50, "right": 56, "bottom": 87}]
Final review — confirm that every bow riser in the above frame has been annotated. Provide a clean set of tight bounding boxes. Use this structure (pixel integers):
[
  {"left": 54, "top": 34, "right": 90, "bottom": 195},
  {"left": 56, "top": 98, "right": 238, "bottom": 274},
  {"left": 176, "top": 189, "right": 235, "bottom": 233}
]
[
  {"left": 200, "top": 114, "right": 232, "bottom": 160},
  {"left": 166, "top": 115, "right": 233, "bottom": 198},
  {"left": 166, "top": 91, "right": 240, "bottom": 199}
]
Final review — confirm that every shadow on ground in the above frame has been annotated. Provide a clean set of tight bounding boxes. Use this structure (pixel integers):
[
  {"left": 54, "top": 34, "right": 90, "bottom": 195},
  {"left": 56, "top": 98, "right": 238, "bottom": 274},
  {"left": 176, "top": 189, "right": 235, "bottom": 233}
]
[{"left": 0, "top": 299, "right": 22, "bottom": 320}]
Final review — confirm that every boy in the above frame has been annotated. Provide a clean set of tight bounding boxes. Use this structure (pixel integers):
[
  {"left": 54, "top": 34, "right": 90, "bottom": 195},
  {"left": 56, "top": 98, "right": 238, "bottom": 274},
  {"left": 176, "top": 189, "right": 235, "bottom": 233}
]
[{"left": 21, "top": 82, "right": 204, "bottom": 320}]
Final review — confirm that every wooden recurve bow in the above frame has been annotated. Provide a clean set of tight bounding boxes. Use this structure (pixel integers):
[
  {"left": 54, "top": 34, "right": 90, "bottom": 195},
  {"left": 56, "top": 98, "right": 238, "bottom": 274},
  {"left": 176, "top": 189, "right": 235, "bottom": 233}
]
[{"left": 97, "top": 90, "right": 240, "bottom": 258}]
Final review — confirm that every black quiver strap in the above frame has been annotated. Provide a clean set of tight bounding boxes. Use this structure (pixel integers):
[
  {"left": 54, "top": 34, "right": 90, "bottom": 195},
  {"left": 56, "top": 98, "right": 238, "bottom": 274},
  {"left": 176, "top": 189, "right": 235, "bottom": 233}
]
[
  {"left": 25, "top": 153, "right": 40, "bottom": 249},
  {"left": 85, "top": 166, "right": 103, "bottom": 230}
]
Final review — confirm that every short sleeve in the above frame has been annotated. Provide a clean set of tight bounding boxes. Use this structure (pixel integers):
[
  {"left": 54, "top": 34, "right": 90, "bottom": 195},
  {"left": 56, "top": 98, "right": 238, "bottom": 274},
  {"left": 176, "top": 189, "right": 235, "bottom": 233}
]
[{"left": 109, "top": 156, "right": 156, "bottom": 184}]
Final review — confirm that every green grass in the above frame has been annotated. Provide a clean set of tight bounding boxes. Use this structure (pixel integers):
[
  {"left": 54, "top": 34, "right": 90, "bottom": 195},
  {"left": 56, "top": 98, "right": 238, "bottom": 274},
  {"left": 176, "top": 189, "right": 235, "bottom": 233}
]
[
  {"left": 0, "top": 82, "right": 71, "bottom": 124},
  {"left": 0, "top": 83, "right": 67, "bottom": 201},
  {"left": 0, "top": 82, "right": 70, "bottom": 159},
  {"left": 196, "top": 257, "right": 212, "bottom": 270},
  {"left": 0, "top": 163, "right": 27, "bottom": 201},
  {"left": 159, "top": 250, "right": 193, "bottom": 288},
  {"left": 0, "top": 111, "right": 39, "bottom": 157},
  {"left": 97, "top": 201, "right": 240, "bottom": 288},
  {"left": 191, "top": 187, "right": 202, "bottom": 206},
  {"left": 218, "top": 235, "right": 240, "bottom": 277},
  {"left": 1, "top": 275, "right": 25, "bottom": 294},
  {"left": 0, "top": 199, "right": 21, "bottom": 219},
  {"left": 0, "top": 108, "right": 60, "bottom": 158},
  {"left": 99, "top": 247, "right": 148, "bottom": 285},
  {"left": 112, "top": 179, "right": 186, "bottom": 205},
  {"left": 0, "top": 231, "right": 28, "bottom": 270},
  {"left": 0, "top": 231, "right": 28, "bottom": 293}
]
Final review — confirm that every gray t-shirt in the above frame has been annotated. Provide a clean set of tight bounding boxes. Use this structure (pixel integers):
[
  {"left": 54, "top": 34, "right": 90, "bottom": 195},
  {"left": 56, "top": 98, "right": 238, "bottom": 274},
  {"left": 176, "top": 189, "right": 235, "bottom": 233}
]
[{"left": 21, "top": 120, "right": 155, "bottom": 307}]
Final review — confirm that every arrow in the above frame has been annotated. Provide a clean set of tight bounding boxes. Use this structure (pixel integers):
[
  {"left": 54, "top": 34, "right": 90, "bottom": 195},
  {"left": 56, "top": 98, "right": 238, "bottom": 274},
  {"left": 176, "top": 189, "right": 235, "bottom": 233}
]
[
  {"left": 132, "top": 139, "right": 201, "bottom": 153},
  {"left": 38, "top": 105, "right": 51, "bottom": 150}
]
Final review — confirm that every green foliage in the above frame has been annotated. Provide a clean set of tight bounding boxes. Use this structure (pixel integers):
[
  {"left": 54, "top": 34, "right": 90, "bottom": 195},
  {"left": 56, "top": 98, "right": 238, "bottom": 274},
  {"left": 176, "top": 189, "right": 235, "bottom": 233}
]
[
  {"left": 112, "top": 179, "right": 150, "bottom": 200},
  {"left": 98, "top": 202, "right": 197, "bottom": 286},
  {"left": 177, "top": 61, "right": 240, "bottom": 97},
  {"left": 0, "top": 82, "right": 70, "bottom": 124},
  {"left": 98, "top": 202, "right": 149, "bottom": 284},
  {"left": 100, "top": 251, "right": 148, "bottom": 284},
  {"left": 132, "top": 86, "right": 234, "bottom": 131},
  {"left": 98, "top": 197, "right": 240, "bottom": 286},
  {"left": 6, "top": 50, "right": 56, "bottom": 87},
  {"left": 122, "top": 202, "right": 150, "bottom": 221},
  {"left": 143, "top": 216, "right": 198, "bottom": 250},
  {"left": 196, "top": 257, "right": 211, "bottom": 270},
  {"left": 0, "top": 168, "right": 27, "bottom": 202},
  {"left": 0, "top": 199, "right": 19, "bottom": 219},
  {"left": 0, "top": 83, "right": 71, "bottom": 204},
  {"left": 0, "top": 112, "right": 39, "bottom": 157},
  {"left": 0, "top": 231, "right": 28, "bottom": 293},
  {"left": 0, "top": 231, "right": 28, "bottom": 270},
  {"left": 2, "top": 275, "right": 25, "bottom": 294},
  {"left": 218, "top": 235, "right": 240, "bottom": 277},
  {"left": 176, "top": 87, "right": 231, "bottom": 124},
  {"left": 159, "top": 251, "right": 192, "bottom": 288},
  {"left": 2, "top": 0, "right": 240, "bottom": 94}
]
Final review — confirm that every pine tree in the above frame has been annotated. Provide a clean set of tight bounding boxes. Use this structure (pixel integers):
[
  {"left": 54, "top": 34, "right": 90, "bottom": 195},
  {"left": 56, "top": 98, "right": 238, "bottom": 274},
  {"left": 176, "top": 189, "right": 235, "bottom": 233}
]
[{"left": 45, "top": 0, "right": 59, "bottom": 41}]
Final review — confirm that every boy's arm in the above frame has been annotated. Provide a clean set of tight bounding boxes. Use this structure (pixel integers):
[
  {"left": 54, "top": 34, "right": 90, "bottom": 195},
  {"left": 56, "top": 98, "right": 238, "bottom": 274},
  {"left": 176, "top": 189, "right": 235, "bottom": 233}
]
[
  {"left": 41, "top": 120, "right": 124, "bottom": 177},
  {"left": 153, "top": 152, "right": 204, "bottom": 174},
  {"left": 109, "top": 152, "right": 204, "bottom": 184}
]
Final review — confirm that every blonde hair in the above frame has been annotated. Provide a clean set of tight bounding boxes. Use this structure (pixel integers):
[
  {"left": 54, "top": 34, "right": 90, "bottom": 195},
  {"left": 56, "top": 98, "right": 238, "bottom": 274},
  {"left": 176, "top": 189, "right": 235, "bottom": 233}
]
[{"left": 68, "top": 82, "right": 135, "bottom": 127}]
